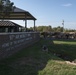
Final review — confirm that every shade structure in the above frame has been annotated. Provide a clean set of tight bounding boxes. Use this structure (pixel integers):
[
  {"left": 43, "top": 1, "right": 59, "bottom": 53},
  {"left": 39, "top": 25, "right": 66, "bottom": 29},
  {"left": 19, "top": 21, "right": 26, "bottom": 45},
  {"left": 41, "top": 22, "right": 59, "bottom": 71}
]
[
  {"left": 0, "top": 7, "right": 36, "bottom": 20},
  {"left": 0, "top": 21, "right": 23, "bottom": 32},
  {"left": 0, "top": 21, "right": 22, "bottom": 27},
  {"left": 0, "top": 7, "right": 36, "bottom": 31}
]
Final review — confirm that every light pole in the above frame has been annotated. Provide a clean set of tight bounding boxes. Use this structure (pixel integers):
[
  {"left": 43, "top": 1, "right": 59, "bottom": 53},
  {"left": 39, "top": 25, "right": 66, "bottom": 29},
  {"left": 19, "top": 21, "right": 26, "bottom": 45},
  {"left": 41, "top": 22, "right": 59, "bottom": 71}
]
[{"left": 62, "top": 20, "right": 64, "bottom": 32}]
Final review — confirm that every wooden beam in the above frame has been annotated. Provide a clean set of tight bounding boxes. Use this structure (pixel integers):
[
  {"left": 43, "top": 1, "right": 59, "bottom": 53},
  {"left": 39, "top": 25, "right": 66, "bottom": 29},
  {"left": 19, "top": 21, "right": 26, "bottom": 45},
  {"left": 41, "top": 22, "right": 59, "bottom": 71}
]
[
  {"left": 34, "top": 20, "right": 36, "bottom": 31},
  {"left": 25, "top": 13, "right": 27, "bottom": 32},
  {"left": 25, "top": 20, "right": 27, "bottom": 31}
]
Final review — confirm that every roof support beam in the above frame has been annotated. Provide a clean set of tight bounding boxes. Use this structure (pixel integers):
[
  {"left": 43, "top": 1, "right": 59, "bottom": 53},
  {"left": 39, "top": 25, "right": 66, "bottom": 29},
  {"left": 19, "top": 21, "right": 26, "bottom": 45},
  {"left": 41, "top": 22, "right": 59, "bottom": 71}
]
[
  {"left": 34, "top": 20, "right": 36, "bottom": 31},
  {"left": 25, "top": 19, "right": 27, "bottom": 32},
  {"left": 25, "top": 13, "right": 27, "bottom": 32}
]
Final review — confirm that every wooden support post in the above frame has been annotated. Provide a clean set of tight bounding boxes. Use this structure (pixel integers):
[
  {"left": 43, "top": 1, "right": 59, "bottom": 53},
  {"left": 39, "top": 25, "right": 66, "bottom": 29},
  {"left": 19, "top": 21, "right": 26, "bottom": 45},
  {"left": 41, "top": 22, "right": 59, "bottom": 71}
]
[
  {"left": 25, "top": 20, "right": 27, "bottom": 32},
  {"left": 34, "top": 20, "right": 35, "bottom": 31},
  {"left": 25, "top": 12, "right": 27, "bottom": 32}
]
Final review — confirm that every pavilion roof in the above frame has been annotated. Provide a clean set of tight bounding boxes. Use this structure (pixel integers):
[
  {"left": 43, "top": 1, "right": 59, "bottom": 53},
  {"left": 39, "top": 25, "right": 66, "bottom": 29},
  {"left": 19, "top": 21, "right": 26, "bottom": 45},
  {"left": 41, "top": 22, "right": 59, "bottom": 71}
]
[
  {"left": 0, "top": 21, "right": 23, "bottom": 27},
  {"left": 0, "top": 7, "right": 36, "bottom": 20}
]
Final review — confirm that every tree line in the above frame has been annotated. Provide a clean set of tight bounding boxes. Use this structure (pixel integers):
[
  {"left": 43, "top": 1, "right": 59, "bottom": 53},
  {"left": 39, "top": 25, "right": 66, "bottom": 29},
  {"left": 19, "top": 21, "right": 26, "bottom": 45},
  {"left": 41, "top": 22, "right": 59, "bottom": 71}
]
[{"left": 27, "top": 25, "right": 76, "bottom": 32}]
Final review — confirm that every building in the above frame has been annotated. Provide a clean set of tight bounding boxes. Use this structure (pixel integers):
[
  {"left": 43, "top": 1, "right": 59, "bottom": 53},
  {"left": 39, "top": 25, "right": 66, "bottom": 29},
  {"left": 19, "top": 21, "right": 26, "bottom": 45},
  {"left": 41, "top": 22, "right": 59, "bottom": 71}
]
[{"left": 0, "top": 21, "right": 23, "bottom": 32}]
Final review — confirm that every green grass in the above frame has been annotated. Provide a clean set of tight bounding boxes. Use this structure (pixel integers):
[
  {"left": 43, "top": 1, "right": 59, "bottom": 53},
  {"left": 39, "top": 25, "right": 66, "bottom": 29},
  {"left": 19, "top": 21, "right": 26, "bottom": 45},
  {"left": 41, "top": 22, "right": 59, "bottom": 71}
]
[
  {"left": 0, "top": 38, "right": 76, "bottom": 75},
  {"left": 49, "top": 39, "right": 76, "bottom": 61}
]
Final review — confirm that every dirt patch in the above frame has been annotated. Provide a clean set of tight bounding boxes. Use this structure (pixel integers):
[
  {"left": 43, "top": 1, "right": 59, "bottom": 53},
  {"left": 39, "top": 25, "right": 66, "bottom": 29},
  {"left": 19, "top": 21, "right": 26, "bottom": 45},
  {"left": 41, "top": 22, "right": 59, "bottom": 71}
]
[
  {"left": 66, "top": 61, "right": 76, "bottom": 65},
  {"left": 53, "top": 60, "right": 76, "bottom": 66}
]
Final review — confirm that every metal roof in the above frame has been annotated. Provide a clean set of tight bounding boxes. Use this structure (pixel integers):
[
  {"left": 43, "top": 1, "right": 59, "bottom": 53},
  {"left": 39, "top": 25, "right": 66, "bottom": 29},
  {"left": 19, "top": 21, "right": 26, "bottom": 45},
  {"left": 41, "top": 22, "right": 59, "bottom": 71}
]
[
  {"left": 0, "top": 7, "right": 36, "bottom": 20},
  {"left": 0, "top": 21, "right": 22, "bottom": 27},
  {"left": 14, "top": 7, "right": 28, "bottom": 13}
]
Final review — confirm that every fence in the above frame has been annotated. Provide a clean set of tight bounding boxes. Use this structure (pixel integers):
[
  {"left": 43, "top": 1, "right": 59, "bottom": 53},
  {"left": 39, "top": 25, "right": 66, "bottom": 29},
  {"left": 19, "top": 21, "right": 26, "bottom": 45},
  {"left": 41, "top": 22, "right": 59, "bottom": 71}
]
[{"left": 0, "top": 32, "right": 40, "bottom": 59}]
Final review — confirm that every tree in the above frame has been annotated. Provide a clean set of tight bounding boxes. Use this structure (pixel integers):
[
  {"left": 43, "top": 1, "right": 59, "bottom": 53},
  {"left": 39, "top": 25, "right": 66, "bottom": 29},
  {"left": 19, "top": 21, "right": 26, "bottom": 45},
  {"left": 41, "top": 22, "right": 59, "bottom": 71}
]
[
  {"left": 56, "top": 26, "right": 63, "bottom": 32},
  {"left": 36, "top": 25, "right": 52, "bottom": 32},
  {"left": 0, "top": 0, "right": 3, "bottom": 14},
  {"left": 0, "top": 0, "right": 15, "bottom": 19},
  {"left": 37, "top": 26, "right": 44, "bottom": 32},
  {"left": 52, "top": 26, "right": 63, "bottom": 32},
  {"left": 47, "top": 25, "right": 52, "bottom": 32}
]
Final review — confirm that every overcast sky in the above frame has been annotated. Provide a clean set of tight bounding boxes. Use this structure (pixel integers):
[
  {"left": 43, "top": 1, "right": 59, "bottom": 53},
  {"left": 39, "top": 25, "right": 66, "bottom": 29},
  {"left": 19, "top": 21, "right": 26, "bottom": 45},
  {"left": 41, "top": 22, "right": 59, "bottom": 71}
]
[{"left": 11, "top": 0, "right": 76, "bottom": 29}]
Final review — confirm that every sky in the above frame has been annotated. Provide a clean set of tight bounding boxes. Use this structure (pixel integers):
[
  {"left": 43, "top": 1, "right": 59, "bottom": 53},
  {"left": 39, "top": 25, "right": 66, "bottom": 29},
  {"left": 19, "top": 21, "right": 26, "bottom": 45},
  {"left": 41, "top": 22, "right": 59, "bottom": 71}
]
[{"left": 10, "top": 0, "right": 76, "bottom": 29}]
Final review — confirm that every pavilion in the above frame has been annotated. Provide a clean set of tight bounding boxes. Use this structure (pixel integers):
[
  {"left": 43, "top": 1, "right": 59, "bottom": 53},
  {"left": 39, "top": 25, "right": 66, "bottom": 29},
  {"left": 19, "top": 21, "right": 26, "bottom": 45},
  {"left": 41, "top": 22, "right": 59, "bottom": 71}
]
[
  {"left": 0, "top": 21, "right": 23, "bottom": 32},
  {"left": 0, "top": 7, "right": 36, "bottom": 31}
]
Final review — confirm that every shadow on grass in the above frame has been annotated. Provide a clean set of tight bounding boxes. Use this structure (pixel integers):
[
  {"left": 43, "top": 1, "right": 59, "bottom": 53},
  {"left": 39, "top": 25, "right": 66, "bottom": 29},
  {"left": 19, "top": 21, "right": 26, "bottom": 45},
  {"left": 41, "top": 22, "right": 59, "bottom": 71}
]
[{"left": 0, "top": 38, "right": 63, "bottom": 75}]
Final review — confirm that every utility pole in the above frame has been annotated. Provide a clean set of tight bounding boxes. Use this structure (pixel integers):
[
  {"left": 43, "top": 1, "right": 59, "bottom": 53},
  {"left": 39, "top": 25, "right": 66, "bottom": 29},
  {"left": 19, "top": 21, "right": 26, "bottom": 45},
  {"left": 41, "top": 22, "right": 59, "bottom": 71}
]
[{"left": 62, "top": 20, "right": 64, "bottom": 32}]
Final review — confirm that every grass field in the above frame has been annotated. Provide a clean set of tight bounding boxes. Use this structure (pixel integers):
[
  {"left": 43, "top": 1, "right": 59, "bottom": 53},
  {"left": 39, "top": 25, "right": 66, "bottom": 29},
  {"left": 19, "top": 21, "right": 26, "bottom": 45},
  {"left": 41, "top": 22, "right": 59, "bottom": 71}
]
[
  {"left": 0, "top": 38, "right": 76, "bottom": 75},
  {"left": 49, "top": 39, "right": 76, "bottom": 61}
]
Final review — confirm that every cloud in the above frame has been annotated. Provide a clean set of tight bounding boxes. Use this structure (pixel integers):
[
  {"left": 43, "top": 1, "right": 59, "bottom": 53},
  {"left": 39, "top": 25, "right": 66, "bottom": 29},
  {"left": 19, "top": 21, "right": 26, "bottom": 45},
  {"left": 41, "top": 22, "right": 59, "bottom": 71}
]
[{"left": 62, "top": 3, "right": 72, "bottom": 7}]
